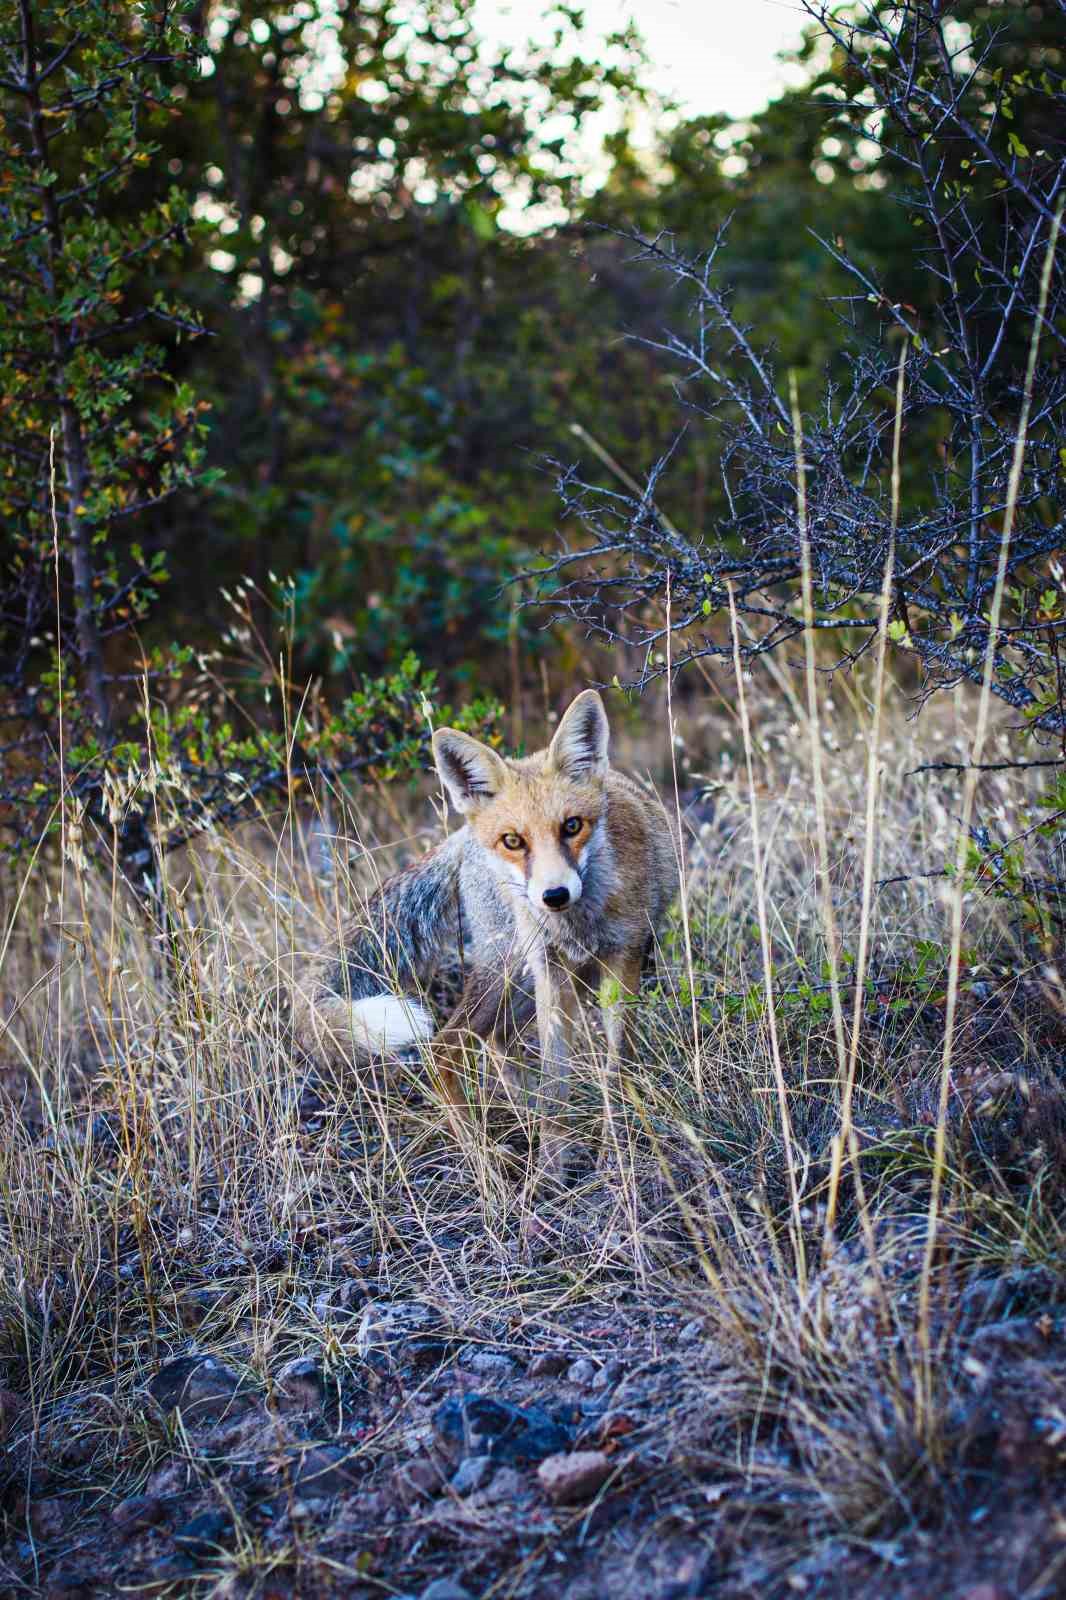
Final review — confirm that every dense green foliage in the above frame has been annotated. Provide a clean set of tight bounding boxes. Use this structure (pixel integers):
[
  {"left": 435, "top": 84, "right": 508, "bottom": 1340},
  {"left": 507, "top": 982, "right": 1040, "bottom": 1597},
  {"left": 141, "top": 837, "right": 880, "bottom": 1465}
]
[
  {"left": 142, "top": 0, "right": 648, "bottom": 680},
  {"left": 0, "top": 1, "right": 503, "bottom": 869},
  {"left": 0, "top": 0, "right": 212, "bottom": 738},
  {"left": 12, "top": 0, "right": 1061, "bottom": 696}
]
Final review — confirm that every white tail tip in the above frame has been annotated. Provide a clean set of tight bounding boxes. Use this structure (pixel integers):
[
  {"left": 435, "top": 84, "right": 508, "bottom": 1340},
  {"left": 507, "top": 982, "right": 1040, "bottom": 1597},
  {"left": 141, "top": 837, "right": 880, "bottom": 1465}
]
[
  {"left": 297, "top": 990, "right": 436, "bottom": 1060},
  {"left": 346, "top": 994, "right": 435, "bottom": 1056}
]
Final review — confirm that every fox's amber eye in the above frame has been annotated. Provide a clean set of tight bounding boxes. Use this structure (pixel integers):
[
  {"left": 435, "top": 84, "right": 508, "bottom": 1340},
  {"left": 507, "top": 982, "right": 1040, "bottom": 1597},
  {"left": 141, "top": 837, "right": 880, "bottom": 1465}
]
[
  {"left": 561, "top": 816, "right": 583, "bottom": 838},
  {"left": 501, "top": 831, "right": 525, "bottom": 852}
]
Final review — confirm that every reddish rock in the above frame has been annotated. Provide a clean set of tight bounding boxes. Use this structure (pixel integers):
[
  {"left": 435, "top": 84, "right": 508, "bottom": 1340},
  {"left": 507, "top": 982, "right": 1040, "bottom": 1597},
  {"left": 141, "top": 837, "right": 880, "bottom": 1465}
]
[
  {"left": 394, "top": 1456, "right": 443, "bottom": 1504},
  {"left": 527, "top": 1352, "right": 569, "bottom": 1378},
  {"left": 537, "top": 1449, "right": 613, "bottom": 1504},
  {"left": 594, "top": 1411, "right": 637, "bottom": 1445}
]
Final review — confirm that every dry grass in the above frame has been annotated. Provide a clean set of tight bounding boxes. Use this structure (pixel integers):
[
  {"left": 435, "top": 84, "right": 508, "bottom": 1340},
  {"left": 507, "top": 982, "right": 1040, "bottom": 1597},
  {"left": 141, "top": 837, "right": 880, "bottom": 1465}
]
[{"left": 1, "top": 670, "right": 1065, "bottom": 1598}]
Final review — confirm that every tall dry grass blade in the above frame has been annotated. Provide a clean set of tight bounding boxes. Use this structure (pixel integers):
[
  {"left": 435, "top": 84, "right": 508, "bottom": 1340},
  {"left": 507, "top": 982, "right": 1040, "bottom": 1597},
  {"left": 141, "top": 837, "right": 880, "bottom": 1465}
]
[
  {"left": 790, "top": 374, "right": 848, "bottom": 1259},
  {"left": 0, "top": 436, "right": 67, "bottom": 1083},
  {"left": 665, "top": 571, "right": 702, "bottom": 1098},
  {"left": 625, "top": 1081, "right": 762, "bottom": 1360},
  {"left": 918, "top": 200, "right": 1064, "bottom": 1387},
  {"left": 726, "top": 580, "right": 806, "bottom": 1292},
  {"left": 818, "top": 348, "right": 904, "bottom": 1256},
  {"left": 48, "top": 426, "right": 68, "bottom": 1128}
]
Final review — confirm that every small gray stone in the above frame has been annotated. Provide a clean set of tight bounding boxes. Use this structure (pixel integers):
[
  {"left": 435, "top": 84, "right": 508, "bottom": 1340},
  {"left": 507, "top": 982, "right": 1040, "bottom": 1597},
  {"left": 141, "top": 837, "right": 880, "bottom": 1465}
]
[
  {"left": 289, "top": 1496, "right": 331, "bottom": 1522},
  {"left": 147, "top": 1355, "right": 254, "bottom": 1422},
  {"left": 960, "top": 1267, "right": 1056, "bottom": 1325},
  {"left": 173, "top": 1509, "right": 233, "bottom": 1555},
  {"left": 679, "top": 1318, "right": 703, "bottom": 1343},
  {"left": 147, "top": 1554, "right": 195, "bottom": 1586},
  {"left": 590, "top": 1360, "right": 622, "bottom": 1391},
  {"left": 566, "top": 1358, "right": 597, "bottom": 1387},
  {"left": 111, "top": 1494, "right": 165, "bottom": 1532},
  {"left": 177, "top": 1287, "right": 225, "bottom": 1328},
  {"left": 482, "top": 1465, "right": 525, "bottom": 1504},
  {"left": 273, "top": 1355, "right": 325, "bottom": 1412},
  {"left": 450, "top": 1454, "right": 493, "bottom": 1495},
  {"left": 311, "top": 1278, "right": 366, "bottom": 1321},
  {"left": 968, "top": 1318, "right": 1048, "bottom": 1359},
  {"left": 357, "top": 1301, "right": 443, "bottom": 1362},
  {"left": 145, "top": 1462, "right": 189, "bottom": 1498},
  {"left": 202, "top": 1404, "right": 278, "bottom": 1455},
  {"left": 288, "top": 1444, "right": 362, "bottom": 1496},
  {"left": 433, "top": 1393, "right": 573, "bottom": 1464},
  {"left": 466, "top": 1351, "right": 516, "bottom": 1380},
  {"left": 395, "top": 1458, "right": 443, "bottom": 1503},
  {"left": 420, "top": 1582, "right": 474, "bottom": 1600}
]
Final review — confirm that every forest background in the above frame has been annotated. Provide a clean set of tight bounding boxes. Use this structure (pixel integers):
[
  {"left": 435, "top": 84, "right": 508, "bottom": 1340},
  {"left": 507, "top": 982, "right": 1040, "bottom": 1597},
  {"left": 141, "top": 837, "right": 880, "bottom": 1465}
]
[{"left": 10, "top": 0, "right": 1062, "bottom": 766}]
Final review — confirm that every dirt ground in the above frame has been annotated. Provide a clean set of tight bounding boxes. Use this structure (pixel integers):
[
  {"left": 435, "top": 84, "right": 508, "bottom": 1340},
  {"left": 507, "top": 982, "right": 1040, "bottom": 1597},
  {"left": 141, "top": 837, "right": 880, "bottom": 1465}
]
[{"left": 2, "top": 1078, "right": 1064, "bottom": 1600}]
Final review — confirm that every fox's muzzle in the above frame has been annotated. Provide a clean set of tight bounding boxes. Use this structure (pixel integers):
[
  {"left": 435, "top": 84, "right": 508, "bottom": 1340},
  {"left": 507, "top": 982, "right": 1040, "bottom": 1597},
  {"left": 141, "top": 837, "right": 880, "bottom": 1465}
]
[{"left": 529, "top": 858, "right": 583, "bottom": 912}]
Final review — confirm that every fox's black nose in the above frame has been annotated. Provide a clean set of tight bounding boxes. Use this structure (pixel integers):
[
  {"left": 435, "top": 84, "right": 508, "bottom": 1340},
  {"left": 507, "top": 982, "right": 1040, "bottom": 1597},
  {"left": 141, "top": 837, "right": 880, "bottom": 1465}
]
[{"left": 542, "top": 886, "right": 570, "bottom": 910}]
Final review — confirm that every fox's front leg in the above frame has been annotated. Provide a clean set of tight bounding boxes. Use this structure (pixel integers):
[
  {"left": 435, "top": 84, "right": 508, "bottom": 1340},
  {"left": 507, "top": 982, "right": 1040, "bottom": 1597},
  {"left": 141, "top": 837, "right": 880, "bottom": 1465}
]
[
  {"left": 598, "top": 948, "right": 644, "bottom": 1162},
  {"left": 433, "top": 966, "right": 531, "bottom": 1146},
  {"left": 601, "top": 948, "right": 645, "bottom": 1071},
  {"left": 533, "top": 957, "right": 583, "bottom": 1183}
]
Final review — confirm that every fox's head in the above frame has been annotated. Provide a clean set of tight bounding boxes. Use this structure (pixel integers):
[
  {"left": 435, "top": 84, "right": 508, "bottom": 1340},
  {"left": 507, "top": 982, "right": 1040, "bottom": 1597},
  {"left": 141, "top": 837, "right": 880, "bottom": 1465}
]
[{"left": 433, "top": 689, "right": 610, "bottom": 915}]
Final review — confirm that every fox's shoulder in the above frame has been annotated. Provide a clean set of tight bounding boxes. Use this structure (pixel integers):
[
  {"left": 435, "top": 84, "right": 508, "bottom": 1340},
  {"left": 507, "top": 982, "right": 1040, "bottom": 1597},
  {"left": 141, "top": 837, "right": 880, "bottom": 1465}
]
[{"left": 603, "top": 765, "right": 679, "bottom": 882}]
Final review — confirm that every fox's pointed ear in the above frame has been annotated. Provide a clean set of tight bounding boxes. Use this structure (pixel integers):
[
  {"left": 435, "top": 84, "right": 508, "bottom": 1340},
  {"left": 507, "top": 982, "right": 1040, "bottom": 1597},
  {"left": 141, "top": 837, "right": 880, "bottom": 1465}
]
[
  {"left": 548, "top": 689, "right": 610, "bottom": 780},
  {"left": 433, "top": 728, "right": 507, "bottom": 813}
]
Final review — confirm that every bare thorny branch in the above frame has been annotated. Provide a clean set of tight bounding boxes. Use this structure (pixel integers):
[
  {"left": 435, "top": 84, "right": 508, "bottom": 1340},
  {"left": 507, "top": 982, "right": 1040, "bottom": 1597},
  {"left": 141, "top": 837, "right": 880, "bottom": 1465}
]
[{"left": 527, "top": 2, "right": 1066, "bottom": 741}]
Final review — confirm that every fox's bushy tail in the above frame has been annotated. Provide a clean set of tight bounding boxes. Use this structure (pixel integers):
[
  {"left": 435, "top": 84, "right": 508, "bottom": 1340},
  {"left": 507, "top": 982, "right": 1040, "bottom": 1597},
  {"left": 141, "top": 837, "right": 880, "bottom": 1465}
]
[{"left": 296, "top": 834, "right": 461, "bottom": 1060}]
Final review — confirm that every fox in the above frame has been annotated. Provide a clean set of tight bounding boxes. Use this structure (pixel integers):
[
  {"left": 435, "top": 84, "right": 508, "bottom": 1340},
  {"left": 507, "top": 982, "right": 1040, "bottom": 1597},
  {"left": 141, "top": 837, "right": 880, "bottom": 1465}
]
[{"left": 297, "top": 689, "right": 679, "bottom": 1176}]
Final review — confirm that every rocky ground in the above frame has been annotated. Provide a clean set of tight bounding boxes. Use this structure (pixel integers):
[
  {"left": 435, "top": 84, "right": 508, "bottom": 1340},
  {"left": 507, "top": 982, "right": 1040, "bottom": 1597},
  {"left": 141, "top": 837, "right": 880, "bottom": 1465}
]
[
  {"left": 3, "top": 713, "right": 1066, "bottom": 1598},
  {"left": 2, "top": 1174, "right": 1064, "bottom": 1600}
]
